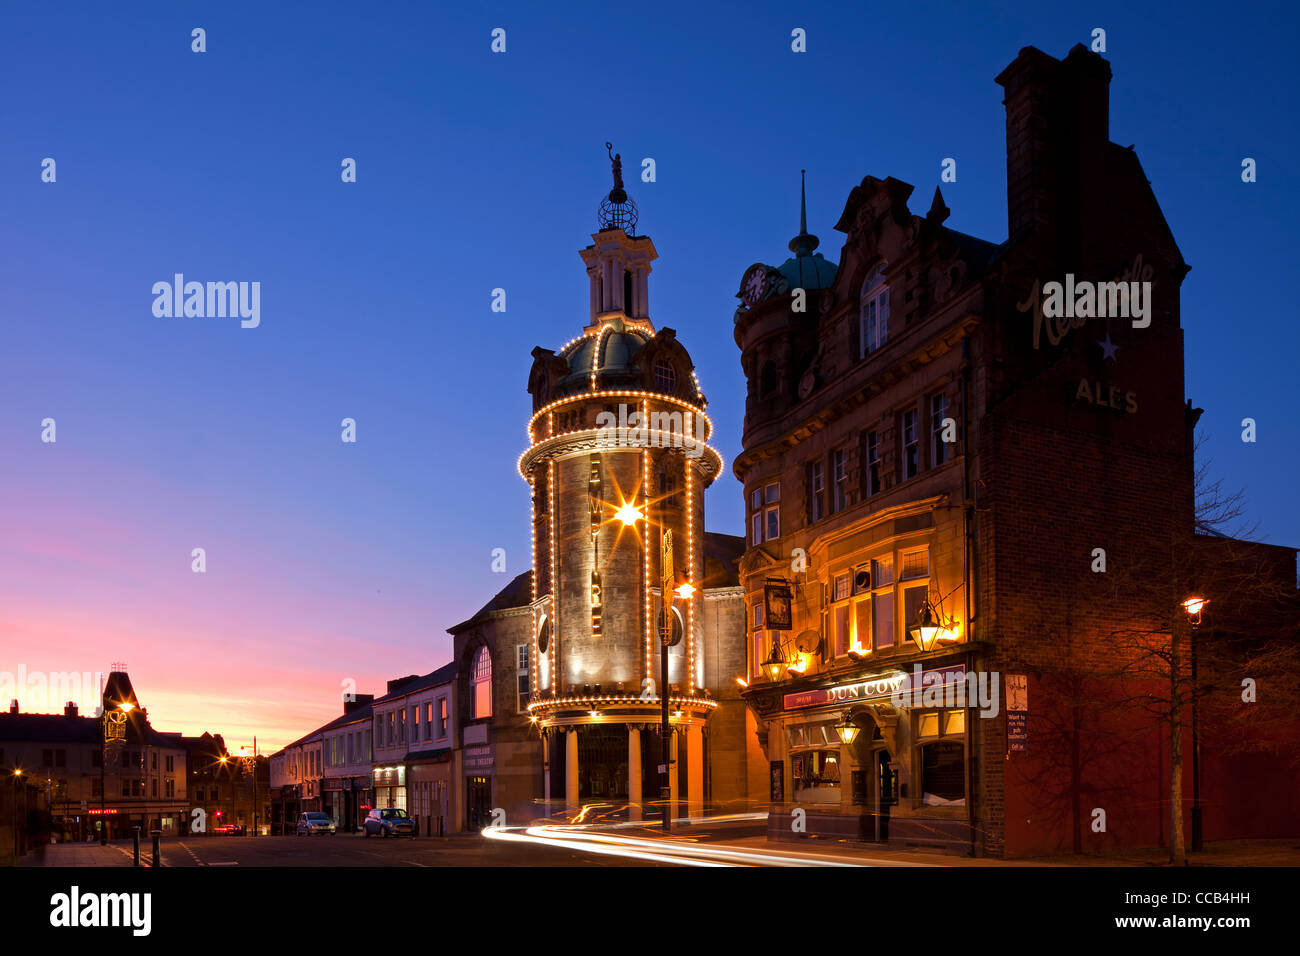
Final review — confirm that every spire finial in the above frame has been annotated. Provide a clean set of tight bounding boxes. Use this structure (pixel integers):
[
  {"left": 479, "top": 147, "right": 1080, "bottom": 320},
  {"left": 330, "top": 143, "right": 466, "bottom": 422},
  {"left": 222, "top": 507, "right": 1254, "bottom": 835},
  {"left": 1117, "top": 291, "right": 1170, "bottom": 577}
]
[
  {"left": 788, "top": 169, "right": 819, "bottom": 256},
  {"left": 598, "top": 141, "right": 637, "bottom": 233},
  {"left": 800, "top": 169, "right": 808, "bottom": 235}
]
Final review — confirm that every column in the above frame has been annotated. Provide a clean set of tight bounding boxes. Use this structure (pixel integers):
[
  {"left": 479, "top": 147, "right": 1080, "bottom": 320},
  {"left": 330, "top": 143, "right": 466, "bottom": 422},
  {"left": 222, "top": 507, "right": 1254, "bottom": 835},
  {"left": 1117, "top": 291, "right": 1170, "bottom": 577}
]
[
  {"left": 565, "top": 728, "right": 579, "bottom": 814},
  {"left": 668, "top": 730, "right": 679, "bottom": 824},
  {"left": 637, "top": 269, "right": 649, "bottom": 318},
  {"left": 628, "top": 727, "right": 642, "bottom": 821},
  {"left": 542, "top": 735, "right": 551, "bottom": 805},
  {"left": 687, "top": 724, "right": 704, "bottom": 819}
]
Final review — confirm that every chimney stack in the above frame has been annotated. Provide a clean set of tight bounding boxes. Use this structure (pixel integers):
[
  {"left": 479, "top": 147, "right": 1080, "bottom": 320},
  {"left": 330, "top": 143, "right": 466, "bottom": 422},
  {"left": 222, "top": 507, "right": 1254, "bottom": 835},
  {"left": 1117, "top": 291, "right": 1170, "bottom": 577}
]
[
  {"left": 8, "top": 700, "right": 17, "bottom": 714},
  {"left": 996, "top": 44, "right": 1112, "bottom": 262},
  {"left": 64, "top": 702, "right": 79, "bottom": 717},
  {"left": 344, "top": 693, "right": 375, "bottom": 715}
]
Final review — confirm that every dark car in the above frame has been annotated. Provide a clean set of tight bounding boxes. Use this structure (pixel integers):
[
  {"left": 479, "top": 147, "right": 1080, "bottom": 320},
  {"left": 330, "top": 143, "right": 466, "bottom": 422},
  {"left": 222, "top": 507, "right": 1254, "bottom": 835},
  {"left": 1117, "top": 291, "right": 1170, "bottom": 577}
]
[{"left": 364, "top": 808, "right": 416, "bottom": 838}]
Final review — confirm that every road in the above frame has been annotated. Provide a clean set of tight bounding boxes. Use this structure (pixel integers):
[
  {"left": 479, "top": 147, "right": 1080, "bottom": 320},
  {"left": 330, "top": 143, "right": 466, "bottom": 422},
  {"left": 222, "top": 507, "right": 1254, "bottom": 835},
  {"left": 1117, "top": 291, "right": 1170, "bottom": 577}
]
[{"left": 26, "top": 817, "right": 981, "bottom": 867}]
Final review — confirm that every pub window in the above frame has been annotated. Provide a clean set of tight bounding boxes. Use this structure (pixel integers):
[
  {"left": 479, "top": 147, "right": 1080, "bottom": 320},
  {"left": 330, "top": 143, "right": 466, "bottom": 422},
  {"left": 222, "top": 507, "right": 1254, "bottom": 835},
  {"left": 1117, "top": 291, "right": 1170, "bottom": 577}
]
[
  {"left": 859, "top": 264, "right": 890, "bottom": 358},
  {"left": 57, "top": 749, "right": 67, "bottom": 768},
  {"left": 916, "top": 711, "right": 966, "bottom": 805},
  {"left": 901, "top": 409, "right": 919, "bottom": 480},
  {"left": 792, "top": 748, "right": 841, "bottom": 795},
  {"left": 808, "top": 461, "right": 825, "bottom": 523},
  {"left": 424, "top": 703, "right": 433, "bottom": 741},
  {"left": 832, "top": 571, "right": 852, "bottom": 656},
  {"left": 437, "top": 698, "right": 448, "bottom": 739},
  {"left": 752, "top": 602, "right": 765, "bottom": 630},
  {"left": 831, "top": 448, "right": 848, "bottom": 514},
  {"left": 865, "top": 431, "right": 881, "bottom": 497},
  {"left": 872, "top": 555, "right": 895, "bottom": 649}
]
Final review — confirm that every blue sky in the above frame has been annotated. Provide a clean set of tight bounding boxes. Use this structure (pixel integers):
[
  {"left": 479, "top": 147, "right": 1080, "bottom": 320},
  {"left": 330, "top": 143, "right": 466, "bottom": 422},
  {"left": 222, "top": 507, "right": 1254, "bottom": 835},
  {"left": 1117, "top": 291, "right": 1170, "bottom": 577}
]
[{"left": 1, "top": 0, "right": 1296, "bottom": 745}]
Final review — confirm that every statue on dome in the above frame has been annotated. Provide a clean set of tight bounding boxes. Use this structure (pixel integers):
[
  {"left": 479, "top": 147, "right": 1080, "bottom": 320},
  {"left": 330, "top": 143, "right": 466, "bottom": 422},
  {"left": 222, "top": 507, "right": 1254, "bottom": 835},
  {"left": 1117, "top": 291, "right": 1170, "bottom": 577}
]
[{"left": 606, "top": 141, "right": 624, "bottom": 192}]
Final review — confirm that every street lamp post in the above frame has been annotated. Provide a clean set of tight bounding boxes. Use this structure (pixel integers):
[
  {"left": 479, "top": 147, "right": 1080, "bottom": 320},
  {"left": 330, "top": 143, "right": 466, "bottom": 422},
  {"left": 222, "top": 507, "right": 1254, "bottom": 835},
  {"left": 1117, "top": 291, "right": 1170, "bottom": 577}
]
[{"left": 1183, "top": 596, "right": 1208, "bottom": 853}]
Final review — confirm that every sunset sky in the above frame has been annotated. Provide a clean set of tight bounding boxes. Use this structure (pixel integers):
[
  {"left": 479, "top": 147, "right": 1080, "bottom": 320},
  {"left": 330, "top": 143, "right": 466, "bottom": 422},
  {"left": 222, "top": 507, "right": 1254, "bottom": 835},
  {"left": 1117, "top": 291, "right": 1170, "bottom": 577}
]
[{"left": 2, "top": 0, "right": 1296, "bottom": 751}]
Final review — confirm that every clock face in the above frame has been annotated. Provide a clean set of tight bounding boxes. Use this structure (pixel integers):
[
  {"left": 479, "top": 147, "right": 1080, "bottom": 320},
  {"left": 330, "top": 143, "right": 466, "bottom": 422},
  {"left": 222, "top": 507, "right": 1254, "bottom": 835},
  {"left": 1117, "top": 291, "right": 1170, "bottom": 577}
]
[{"left": 741, "top": 265, "right": 768, "bottom": 306}]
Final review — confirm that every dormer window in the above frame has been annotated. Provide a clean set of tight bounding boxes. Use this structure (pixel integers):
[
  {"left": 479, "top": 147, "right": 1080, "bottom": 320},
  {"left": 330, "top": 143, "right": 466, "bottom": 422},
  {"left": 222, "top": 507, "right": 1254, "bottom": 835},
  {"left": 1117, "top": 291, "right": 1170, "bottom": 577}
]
[
  {"left": 654, "top": 358, "right": 677, "bottom": 393},
  {"left": 859, "top": 264, "right": 890, "bottom": 357}
]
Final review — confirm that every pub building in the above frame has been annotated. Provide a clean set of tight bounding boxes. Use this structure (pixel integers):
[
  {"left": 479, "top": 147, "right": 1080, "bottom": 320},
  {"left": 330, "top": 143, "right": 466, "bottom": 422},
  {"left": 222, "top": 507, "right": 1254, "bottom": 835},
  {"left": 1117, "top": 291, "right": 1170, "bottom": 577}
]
[{"left": 734, "top": 44, "right": 1298, "bottom": 857}]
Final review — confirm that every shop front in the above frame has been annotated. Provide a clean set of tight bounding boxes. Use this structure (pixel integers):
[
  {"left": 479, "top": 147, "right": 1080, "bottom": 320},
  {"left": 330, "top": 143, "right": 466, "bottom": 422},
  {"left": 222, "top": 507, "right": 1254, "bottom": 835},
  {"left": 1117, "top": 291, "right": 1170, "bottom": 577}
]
[
  {"left": 407, "top": 750, "right": 452, "bottom": 836},
  {"left": 372, "top": 764, "right": 406, "bottom": 812},
  {"left": 757, "top": 655, "right": 978, "bottom": 854}
]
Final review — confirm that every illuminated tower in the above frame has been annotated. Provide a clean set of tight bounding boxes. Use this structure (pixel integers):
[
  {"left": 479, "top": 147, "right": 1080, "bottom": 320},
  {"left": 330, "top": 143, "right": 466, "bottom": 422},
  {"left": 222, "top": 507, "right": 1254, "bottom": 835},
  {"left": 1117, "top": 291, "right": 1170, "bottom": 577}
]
[{"left": 520, "top": 147, "right": 732, "bottom": 818}]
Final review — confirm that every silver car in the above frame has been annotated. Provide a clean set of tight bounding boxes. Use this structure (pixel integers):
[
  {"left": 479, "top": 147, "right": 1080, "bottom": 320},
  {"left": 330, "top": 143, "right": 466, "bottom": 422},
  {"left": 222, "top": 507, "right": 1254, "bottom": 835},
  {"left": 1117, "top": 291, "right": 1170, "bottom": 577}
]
[{"left": 296, "top": 811, "right": 337, "bottom": 836}]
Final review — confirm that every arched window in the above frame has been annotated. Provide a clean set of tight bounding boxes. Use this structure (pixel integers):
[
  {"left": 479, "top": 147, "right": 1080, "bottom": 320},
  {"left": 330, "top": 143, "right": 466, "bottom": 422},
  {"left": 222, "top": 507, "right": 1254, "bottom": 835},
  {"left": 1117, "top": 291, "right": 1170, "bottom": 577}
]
[
  {"left": 859, "top": 264, "right": 890, "bottom": 357},
  {"left": 653, "top": 358, "right": 677, "bottom": 393},
  {"left": 471, "top": 646, "right": 492, "bottom": 719}
]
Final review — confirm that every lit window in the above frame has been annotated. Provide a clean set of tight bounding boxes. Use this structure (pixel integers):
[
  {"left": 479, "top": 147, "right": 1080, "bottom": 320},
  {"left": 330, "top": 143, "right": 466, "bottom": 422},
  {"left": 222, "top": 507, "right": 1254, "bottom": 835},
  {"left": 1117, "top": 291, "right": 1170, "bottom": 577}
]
[
  {"left": 859, "top": 265, "right": 890, "bottom": 357},
  {"left": 471, "top": 647, "right": 493, "bottom": 719}
]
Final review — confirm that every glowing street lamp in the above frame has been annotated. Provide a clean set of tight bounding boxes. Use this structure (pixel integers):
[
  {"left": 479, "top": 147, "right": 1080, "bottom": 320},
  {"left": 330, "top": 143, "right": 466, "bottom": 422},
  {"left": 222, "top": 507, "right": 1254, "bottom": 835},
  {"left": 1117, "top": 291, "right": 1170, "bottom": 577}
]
[
  {"left": 1182, "top": 595, "right": 1209, "bottom": 626},
  {"left": 835, "top": 712, "right": 862, "bottom": 745},
  {"left": 909, "top": 600, "right": 946, "bottom": 652},
  {"left": 762, "top": 639, "right": 789, "bottom": 683}
]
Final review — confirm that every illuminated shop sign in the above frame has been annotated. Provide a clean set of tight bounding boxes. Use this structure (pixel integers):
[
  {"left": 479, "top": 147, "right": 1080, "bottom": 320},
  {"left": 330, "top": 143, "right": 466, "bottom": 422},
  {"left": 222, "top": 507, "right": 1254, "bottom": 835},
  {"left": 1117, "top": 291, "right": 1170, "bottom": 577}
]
[{"left": 784, "top": 665, "right": 965, "bottom": 711}]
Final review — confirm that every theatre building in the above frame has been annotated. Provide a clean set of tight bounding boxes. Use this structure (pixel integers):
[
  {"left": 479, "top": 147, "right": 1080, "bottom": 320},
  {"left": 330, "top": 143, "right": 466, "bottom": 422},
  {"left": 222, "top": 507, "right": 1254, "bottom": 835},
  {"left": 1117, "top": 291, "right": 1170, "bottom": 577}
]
[
  {"left": 734, "top": 44, "right": 1298, "bottom": 857},
  {"left": 517, "top": 156, "right": 760, "bottom": 819}
]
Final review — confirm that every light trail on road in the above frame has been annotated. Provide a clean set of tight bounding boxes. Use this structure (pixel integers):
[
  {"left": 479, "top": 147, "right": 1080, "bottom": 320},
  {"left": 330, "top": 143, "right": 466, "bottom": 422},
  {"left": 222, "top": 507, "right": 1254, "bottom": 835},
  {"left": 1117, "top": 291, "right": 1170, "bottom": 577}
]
[{"left": 483, "top": 822, "right": 906, "bottom": 867}]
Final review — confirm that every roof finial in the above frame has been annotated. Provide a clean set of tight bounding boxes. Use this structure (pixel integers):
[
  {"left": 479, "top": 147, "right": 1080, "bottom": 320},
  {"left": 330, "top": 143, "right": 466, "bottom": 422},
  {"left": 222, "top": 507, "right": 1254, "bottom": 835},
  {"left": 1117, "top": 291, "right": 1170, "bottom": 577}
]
[
  {"left": 788, "top": 168, "right": 819, "bottom": 256},
  {"left": 599, "top": 141, "right": 637, "bottom": 233},
  {"left": 800, "top": 169, "right": 808, "bottom": 235}
]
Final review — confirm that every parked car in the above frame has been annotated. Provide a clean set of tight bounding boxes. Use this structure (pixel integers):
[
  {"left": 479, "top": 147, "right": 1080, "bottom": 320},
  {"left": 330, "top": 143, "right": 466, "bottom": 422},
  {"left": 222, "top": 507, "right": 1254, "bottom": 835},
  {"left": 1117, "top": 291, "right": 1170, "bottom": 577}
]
[
  {"left": 296, "top": 812, "right": 337, "bottom": 836},
  {"left": 364, "top": 808, "right": 416, "bottom": 838}
]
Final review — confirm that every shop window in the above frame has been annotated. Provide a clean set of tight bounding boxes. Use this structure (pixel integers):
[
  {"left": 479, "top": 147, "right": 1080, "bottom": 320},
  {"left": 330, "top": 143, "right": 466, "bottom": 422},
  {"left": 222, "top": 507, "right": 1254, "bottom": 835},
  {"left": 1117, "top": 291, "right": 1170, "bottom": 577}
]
[{"left": 791, "top": 749, "right": 841, "bottom": 794}]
